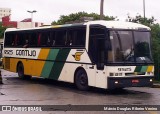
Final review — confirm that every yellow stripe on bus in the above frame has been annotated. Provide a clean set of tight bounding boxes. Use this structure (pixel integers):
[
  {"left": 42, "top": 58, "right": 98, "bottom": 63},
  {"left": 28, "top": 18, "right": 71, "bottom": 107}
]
[
  {"left": 147, "top": 66, "right": 153, "bottom": 72},
  {"left": 38, "top": 49, "right": 50, "bottom": 60},
  {"left": 32, "top": 60, "right": 46, "bottom": 76}
]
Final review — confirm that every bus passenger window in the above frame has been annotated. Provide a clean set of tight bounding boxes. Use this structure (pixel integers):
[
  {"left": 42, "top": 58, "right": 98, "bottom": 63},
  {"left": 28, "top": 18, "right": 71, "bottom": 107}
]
[
  {"left": 12, "top": 41, "right": 15, "bottom": 46},
  {"left": 48, "top": 31, "right": 55, "bottom": 47},
  {"left": 47, "top": 37, "right": 51, "bottom": 46},
  {"left": 67, "top": 28, "right": 86, "bottom": 47},
  {"left": 29, "top": 32, "right": 37, "bottom": 47},
  {"left": 16, "top": 33, "right": 28, "bottom": 47},
  {"left": 14, "top": 34, "right": 18, "bottom": 46},
  {"left": 55, "top": 30, "right": 66, "bottom": 46},
  {"left": 75, "top": 28, "right": 86, "bottom": 46},
  {"left": 23, "top": 39, "right": 29, "bottom": 48},
  {"left": 67, "top": 30, "right": 74, "bottom": 47},
  {"left": 4, "top": 33, "right": 14, "bottom": 47},
  {"left": 40, "top": 32, "right": 48, "bottom": 46},
  {"left": 52, "top": 40, "right": 55, "bottom": 46},
  {"left": 38, "top": 34, "right": 41, "bottom": 46}
]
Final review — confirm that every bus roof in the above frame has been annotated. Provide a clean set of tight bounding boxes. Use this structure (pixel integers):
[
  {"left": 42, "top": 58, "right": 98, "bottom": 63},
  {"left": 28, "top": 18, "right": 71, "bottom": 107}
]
[
  {"left": 85, "top": 20, "right": 150, "bottom": 30},
  {"left": 5, "top": 20, "right": 150, "bottom": 32}
]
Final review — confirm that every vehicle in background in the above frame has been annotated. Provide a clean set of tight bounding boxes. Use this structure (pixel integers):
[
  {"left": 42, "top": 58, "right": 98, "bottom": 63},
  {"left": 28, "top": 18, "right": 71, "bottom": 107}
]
[{"left": 0, "top": 42, "right": 3, "bottom": 66}]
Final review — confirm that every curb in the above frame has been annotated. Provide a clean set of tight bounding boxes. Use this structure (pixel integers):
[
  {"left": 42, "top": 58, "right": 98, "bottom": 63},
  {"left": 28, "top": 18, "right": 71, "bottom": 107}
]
[{"left": 152, "top": 83, "right": 160, "bottom": 88}]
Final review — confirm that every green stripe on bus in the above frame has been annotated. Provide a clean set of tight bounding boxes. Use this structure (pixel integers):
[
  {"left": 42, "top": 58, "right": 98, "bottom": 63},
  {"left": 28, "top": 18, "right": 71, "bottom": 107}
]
[
  {"left": 41, "top": 61, "right": 54, "bottom": 78},
  {"left": 140, "top": 66, "right": 148, "bottom": 72},
  {"left": 134, "top": 66, "right": 142, "bottom": 72},
  {"left": 47, "top": 49, "right": 59, "bottom": 60},
  {"left": 41, "top": 49, "right": 60, "bottom": 78},
  {"left": 48, "top": 49, "right": 71, "bottom": 80}
]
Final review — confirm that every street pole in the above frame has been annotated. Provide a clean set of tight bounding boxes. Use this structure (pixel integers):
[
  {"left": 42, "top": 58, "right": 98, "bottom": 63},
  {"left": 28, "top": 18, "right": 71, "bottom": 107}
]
[
  {"left": 100, "top": 0, "right": 104, "bottom": 20},
  {"left": 27, "top": 10, "right": 37, "bottom": 27},
  {"left": 143, "top": 0, "right": 146, "bottom": 22}
]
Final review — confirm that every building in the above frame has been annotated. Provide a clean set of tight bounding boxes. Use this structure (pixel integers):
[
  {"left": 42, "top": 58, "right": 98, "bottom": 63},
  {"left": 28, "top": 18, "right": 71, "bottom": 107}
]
[
  {"left": 1, "top": 7, "right": 43, "bottom": 28},
  {"left": 2, "top": 15, "right": 43, "bottom": 28},
  {"left": 0, "top": 8, "right": 11, "bottom": 21}
]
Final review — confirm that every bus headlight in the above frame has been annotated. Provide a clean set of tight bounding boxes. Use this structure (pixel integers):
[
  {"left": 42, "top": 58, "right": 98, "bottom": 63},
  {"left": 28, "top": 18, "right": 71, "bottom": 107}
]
[{"left": 147, "top": 72, "right": 154, "bottom": 75}]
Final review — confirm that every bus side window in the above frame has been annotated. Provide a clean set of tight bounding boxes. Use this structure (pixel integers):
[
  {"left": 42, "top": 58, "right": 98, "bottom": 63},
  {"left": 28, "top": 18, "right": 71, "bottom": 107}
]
[
  {"left": 14, "top": 34, "right": 18, "bottom": 46},
  {"left": 55, "top": 30, "right": 66, "bottom": 46},
  {"left": 67, "top": 27, "right": 86, "bottom": 47},
  {"left": 38, "top": 33, "right": 41, "bottom": 46},
  {"left": 49, "top": 31, "right": 55, "bottom": 47},
  {"left": 17, "top": 33, "right": 26, "bottom": 47},
  {"left": 47, "top": 31, "right": 55, "bottom": 47},
  {"left": 29, "top": 32, "right": 37, "bottom": 47},
  {"left": 68, "top": 35, "right": 72, "bottom": 46},
  {"left": 75, "top": 28, "right": 86, "bottom": 47},
  {"left": 4, "top": 33, "right": 14, "bottom": 47},
  {"left": 40, "top": 32, "right": 48, "bottom": 46},
  {"left": 67, "top": 30, "right": 74, "bottom": 47},
  {"left": 23, "top": 39, "right": 29, "bottom": 48}
]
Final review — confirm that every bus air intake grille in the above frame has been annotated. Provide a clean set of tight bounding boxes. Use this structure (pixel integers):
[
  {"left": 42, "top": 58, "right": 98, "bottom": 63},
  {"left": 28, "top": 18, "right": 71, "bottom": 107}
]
[{"left": 125, "top": 72, "right": 145, "bottom": 76}]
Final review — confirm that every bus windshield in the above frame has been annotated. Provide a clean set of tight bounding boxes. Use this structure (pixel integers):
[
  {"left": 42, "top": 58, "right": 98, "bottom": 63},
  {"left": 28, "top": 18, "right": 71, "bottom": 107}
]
[{"left": 109, "top": 30, "right": 153, "bottom": 63}]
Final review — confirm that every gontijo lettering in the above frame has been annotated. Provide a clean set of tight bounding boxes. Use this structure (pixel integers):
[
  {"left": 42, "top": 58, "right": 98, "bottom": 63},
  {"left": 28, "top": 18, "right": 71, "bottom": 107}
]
[{"left": 16, "top": 50, "right": 36, "bottom": 57}]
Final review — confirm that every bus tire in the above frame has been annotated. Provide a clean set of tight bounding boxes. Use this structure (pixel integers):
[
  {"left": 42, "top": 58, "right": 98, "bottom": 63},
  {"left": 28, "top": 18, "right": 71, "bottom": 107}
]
[
  {"left": 17, "top": 63, "right": 31, "bottom": 79},
  {"left": 75, "top": 69, "right": 89, "bottom": 91}
]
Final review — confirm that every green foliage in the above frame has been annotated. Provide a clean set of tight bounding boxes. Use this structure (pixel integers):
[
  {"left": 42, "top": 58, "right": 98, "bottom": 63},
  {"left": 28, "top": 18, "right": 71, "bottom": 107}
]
[
  {"left": 127, "top": 14, "right": 156, "bottom": 26},
  {"left": 150, "top": 24, "right": 160, "bottom": 80},
  {"left": 52, "top": 12, "right": 116, "bottom": 25},
  {"left": 0, "top": 22, "right": 7, "bottom": 39}
]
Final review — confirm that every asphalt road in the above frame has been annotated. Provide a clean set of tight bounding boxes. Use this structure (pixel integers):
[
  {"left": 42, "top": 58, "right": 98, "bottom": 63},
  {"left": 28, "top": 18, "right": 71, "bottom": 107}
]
[{"left": 0, "top": 69, "right": 159, "bottom": 114}]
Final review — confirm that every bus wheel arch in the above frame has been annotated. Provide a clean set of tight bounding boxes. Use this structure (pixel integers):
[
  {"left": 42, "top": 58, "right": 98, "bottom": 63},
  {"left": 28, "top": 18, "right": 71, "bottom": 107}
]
[{"left": 74, "top": 67, "right": 89, "bottom": 91}]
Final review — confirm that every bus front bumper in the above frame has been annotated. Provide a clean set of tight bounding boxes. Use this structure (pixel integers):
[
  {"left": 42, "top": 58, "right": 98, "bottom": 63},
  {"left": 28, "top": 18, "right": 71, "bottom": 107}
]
[{"left": 108, "top": 76, "right": 154, "bottom": 89}]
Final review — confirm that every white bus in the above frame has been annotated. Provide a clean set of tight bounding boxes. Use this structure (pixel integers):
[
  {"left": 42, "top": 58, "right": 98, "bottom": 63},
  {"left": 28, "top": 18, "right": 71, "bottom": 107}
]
[{"left": 3, "top": 20, "right": 154, "bottom": 90}]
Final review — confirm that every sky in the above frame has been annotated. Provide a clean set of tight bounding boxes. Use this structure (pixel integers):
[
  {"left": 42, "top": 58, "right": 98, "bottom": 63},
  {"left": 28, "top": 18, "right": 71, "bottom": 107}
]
[{"left": 0, "top": 0, "right": 159, "bottom": 25}]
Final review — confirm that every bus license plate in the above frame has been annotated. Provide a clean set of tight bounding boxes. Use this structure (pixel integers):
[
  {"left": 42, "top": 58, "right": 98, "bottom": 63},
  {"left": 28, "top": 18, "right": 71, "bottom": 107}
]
[{"left": 132, "top": 80, "right": 139, "bottom": 83}]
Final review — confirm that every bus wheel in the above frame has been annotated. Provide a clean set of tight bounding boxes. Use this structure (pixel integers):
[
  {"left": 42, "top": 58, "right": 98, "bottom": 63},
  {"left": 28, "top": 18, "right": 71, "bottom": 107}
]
[
  {"left": 75, "top": 69, "right": 89, "bottom": 91},
  {"left": 17, "top": 63, "right": 31, "bottom": 79},
  {"left": 17, "top": 63, "right": 24, "bottom": 78}
]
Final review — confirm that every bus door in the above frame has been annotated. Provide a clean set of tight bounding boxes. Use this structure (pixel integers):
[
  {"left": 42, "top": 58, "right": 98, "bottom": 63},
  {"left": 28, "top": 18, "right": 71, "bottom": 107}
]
[
  {"left": 89, "top": 25, "right": 107, "bottom": 88},
  {"left": 95, "top": 38, "right": 107, "bottom": 88}
]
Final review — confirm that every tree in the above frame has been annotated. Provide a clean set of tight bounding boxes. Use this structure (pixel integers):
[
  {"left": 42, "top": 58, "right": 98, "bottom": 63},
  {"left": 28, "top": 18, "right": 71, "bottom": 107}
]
[
  {"left": 52, "top": 12, "right": 116, "bottom": 25},
  {"left": 150, "top": 24, "right": 160, "bottom": 80},
  {"left": 0, "top": 22, "right": 7, "bottom": 39},
  {"left": 126, "top": 14, "right": 156, "bottom": 26}
]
